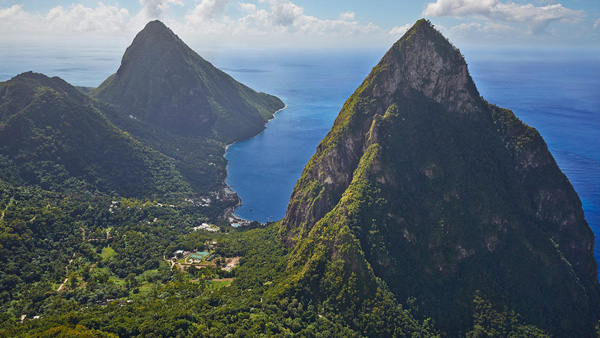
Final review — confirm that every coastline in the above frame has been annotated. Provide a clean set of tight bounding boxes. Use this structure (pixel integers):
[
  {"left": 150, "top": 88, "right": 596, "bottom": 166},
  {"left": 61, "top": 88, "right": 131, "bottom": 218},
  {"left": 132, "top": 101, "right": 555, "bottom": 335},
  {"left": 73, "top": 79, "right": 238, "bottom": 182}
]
[{"left": 222, "top": 104, "right": 288, "bottom": 226}]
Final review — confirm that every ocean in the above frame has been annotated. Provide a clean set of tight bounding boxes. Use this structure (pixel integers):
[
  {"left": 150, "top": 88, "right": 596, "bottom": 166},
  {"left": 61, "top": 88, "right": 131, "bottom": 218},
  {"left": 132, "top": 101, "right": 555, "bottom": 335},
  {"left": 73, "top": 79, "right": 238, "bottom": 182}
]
[{"left": 0, "top": 43, "right": 598, "bottom": 278}]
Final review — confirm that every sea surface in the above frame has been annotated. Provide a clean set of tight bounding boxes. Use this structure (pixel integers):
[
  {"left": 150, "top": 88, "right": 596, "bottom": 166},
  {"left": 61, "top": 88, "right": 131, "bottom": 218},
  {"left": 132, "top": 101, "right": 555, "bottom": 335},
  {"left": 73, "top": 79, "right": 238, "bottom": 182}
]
[{"left": 0, "top": 44, "right": 598, "bottom": 278}]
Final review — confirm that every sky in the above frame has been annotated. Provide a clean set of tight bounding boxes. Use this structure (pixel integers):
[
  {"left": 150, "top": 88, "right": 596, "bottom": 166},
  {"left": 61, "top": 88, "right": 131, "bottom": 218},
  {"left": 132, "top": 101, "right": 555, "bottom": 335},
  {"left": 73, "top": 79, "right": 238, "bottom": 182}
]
[{"left": 0, "top": 0, "right": 599, "bottom": 49}]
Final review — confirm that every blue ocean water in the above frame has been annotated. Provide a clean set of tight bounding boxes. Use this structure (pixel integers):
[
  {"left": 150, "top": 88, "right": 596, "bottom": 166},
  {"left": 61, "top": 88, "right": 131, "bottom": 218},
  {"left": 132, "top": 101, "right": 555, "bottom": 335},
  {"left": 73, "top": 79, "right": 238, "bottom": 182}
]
[
  {"left": 222, "top": 47, "right": 600, "bottom": 280},
  {"left": 0, "top": 44, "right": 598, "bottom": 278},
  {"left": 221, "top": 49, "right": 383, "bottom": 223}
]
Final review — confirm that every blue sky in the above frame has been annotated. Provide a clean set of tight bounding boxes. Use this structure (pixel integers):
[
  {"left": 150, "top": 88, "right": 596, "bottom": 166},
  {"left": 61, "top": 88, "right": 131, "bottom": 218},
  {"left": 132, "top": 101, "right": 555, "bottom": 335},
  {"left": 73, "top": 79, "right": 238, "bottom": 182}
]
[{"left": 0, "top": 0, "right": 599, "bottom": 48}]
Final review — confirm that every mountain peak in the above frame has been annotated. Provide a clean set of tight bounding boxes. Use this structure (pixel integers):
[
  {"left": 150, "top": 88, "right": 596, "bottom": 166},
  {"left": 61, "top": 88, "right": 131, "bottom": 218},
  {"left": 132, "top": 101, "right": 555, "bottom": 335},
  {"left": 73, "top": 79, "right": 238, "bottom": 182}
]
[
  {"left": 92, "top": 20, "right": 284, "bottom": 141},
  {"left": 12, "top": 71, "right": 67, "bottom": 88},
  {"left": 144, "top": 19, "right": 168, "bottom": 30},
  {"left": 8, "top": 71, "right": 86, "bottom": 103},
  {"left": 281, "top": 19, "right": 599, "bottom": 337},
  {"left": 135, "top": 20, "right": 179, "bottom": 44},
  {"left": 405, "top": 18, "right": 437, "bottom": 36},
  {"left": 364, "top": 18, "right": 482, "bottom": 115}
]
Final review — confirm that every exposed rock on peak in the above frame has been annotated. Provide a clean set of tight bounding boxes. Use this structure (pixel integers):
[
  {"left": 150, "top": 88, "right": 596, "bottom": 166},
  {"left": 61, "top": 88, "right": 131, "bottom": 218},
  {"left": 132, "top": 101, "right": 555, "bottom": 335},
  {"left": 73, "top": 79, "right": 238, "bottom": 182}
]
[
  {"left": 280, "top": 19, "right": 599, "bottom": 337},
  {"left": 361, "top": 19, "right": 482, "bottom": 115}
]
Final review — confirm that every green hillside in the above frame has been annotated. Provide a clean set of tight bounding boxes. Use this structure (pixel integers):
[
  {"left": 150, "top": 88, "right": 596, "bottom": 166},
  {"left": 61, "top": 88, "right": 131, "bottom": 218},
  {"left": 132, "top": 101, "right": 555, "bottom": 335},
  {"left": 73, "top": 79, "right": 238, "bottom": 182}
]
[
  {"left": 0, "top": 19, "right": 598, "bottom": 338},
  {"left": 92, "top": 20, "right": 284, "bottom": 143},
  {"left": 281, "top": 19, "right": 599, "bottom": 337},
  {"left": 0, "top": 72, "right": 191, "bottom": 198}
]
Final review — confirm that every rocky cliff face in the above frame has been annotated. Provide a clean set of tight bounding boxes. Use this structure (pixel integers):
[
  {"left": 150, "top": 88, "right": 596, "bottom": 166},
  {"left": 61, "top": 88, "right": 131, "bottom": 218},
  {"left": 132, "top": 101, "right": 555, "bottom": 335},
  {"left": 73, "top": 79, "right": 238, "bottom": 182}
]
[
  {"left": 92, "top": 20, "right": 284, "bottom": 142},
  {"left": 281, "top": 19, "right": 599, "bottom": 337},
  {"left": 282, "top": 20, "right": 485, "bottom": 242}
]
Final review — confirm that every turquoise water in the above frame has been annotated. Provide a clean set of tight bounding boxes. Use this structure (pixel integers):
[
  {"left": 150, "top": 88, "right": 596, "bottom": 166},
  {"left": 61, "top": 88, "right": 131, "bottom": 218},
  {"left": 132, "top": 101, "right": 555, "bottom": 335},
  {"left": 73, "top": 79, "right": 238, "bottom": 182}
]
[{"left": 0, "top": 45, "right": 598, "bottom": 279}]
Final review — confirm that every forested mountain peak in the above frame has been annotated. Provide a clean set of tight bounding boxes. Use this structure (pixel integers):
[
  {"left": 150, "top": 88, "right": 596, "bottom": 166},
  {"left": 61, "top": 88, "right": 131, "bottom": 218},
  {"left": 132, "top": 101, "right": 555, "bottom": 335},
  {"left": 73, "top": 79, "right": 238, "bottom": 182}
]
[
  {"left": 280, "top": 19, "right": 600, "bottom": 337},
  {"left": 9, "top": 71, "right": 85, "bottom": 97},
  {"left": 0, "top": 72, "right": 191, "bottom": 197},
  {"left": 92, "top": 20, "right": 284, "bottom": 142},
  {"left": 0, "top": 72, "right": 88, "bottom": 119}
]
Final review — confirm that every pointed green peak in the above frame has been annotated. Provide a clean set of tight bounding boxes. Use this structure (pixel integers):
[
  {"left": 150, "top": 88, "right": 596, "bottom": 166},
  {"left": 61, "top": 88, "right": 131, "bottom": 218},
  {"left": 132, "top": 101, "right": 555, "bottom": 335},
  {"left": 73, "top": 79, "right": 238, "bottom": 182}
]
[
  {"left": 394, "top": 18, "right": 458, "bottom": 57},
  {"left": 137, "top": 20, "right": 176, "bottom": 39},
  {"left": 92, "top": 19, "right": 284, "bottom": 141},
  {"left": 144, "top": 19, "right": 168, "bottom": 30},
  {"left": 129, "top": 20, "right": 183, "bottom": 49},
  {"left": 406, "top": 18, "right": 444, "bottom": 38}
]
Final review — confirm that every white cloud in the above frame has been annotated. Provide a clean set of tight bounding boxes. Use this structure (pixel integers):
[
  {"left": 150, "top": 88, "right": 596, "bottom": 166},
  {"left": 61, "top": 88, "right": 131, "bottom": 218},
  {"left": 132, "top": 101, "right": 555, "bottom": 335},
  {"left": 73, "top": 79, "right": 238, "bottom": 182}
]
[
  {"left": 46, "top": 3, "right": 130, "bottom": 33},
  {"left": 0, "top": 5, "right": 33, "bottom": 28},
  {"left": 2, "top": 0, "right": 590, "bottom": 47},
  {"left": 0, "top": 3, "right": 131, "bottom": 35},
  {"left": 139, "top": 0, "right": 183, "bottom": 20},
  {"left": 339, "top": 11, "right": 355, "bottom": 21},
  {"left": 423, "top": 0, "right": 585, "bottom": 34},
  {"left": 389, "top": 24, "right": 410, "bottom": 36},
  {"left": 188, "top": 0, "right": 231, "bottom": 20},
  {"left": 184, "top": 0, "right": 382, "bottom": 37},
  {"left": 594, "top": 18, "right": 600, "bottom": 29},
  {"left": 450, "top": 21, "right": 513, "bottom": 33},
  {"left": 447, "top": 21, "right": 515, "bottom": 40},
  {"left": 1, "top": 0, "right": 387, "bottom": 41},
  {"left": 425, "top": 0, "right": 496, "bottom": 17}
]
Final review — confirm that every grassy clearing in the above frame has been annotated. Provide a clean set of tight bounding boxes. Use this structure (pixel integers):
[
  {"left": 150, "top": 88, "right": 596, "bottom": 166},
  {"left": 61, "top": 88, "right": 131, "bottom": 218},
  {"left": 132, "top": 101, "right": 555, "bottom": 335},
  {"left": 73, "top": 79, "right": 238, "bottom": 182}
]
[
  {"left": 206, "top": 279, "right": 233, "bottom": 290},
  {"left": 108, "top": 275, "right": 125, "bottom": 286},
  {"left": 100, "top": 246, "right": 117, "bottom": 260}
]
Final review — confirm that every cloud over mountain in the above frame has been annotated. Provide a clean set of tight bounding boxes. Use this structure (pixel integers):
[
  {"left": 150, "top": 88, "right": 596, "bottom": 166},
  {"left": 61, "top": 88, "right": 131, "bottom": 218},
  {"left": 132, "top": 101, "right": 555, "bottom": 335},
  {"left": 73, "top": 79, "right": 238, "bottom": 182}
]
[
  {"left": 423, "top": 0, "right": 584, "bottom": 34},
  {"left": 0, "top": 0, "right": 595, "bottom": 46}
]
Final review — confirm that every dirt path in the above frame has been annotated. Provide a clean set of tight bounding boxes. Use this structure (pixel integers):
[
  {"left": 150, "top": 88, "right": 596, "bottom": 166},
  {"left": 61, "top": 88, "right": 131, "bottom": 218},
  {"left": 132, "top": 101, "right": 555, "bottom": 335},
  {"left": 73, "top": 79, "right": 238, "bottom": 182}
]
[
  {"left": 0, "top": 197, "right": 14, "bottom": 222},
  {"left": 57, "top": 277, "right": 69, "bottom": 292},
  {"left": 163, "top": 255, "right": 176, "bottom": 270},
  {"left": 57, "top": 255, "right": 75, "bottom": 292}
]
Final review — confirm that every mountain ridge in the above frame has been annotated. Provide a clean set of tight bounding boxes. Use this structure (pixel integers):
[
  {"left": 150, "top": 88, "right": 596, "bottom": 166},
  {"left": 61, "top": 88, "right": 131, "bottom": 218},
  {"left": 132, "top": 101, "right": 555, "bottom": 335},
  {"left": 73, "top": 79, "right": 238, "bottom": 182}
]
[{"left": 0, "top": 71, "right": 191, "bottom": 197}]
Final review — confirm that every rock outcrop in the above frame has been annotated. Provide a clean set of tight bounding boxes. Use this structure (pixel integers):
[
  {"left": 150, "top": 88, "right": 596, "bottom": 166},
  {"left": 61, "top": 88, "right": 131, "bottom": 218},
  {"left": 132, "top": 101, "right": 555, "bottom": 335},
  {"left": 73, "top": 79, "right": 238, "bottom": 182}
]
[{"left": 281, "top": 19, "right": 599, "bottom": 337}]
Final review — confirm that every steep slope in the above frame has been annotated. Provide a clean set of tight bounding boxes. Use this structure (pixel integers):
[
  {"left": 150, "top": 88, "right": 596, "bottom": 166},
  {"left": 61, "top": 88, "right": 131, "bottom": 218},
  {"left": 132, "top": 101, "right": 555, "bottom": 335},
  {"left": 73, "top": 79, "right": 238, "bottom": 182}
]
[
  {"left": 92, "top": 20, "right": 284, "bottom": 142},
  {"left": 0, "top": 72, "right": 190, "bottom": 198},
  {"left": 281, "top": 19, "right": 599, "bottom": 337}
]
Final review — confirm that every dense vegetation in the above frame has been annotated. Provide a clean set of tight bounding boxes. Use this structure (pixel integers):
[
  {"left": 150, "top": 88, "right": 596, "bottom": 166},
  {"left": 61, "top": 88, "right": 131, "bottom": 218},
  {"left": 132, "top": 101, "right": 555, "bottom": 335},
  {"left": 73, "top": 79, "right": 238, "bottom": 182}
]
[
  {"left": 0, "top": 206, "right": 555, "bottom": 338},
  {"left": 1, "top": 18, "right": 598, "bottom": 338},
  {"left": 92, "top": 20, "right": 284, "bottom": 143},
  {"left": 0, "top": 72, "right": 192, "bottom": 198},
  {"left": 281, "top": 19, "right": 600, "bottom": 337},
  {"left": 87, "top": 20, "right": 284, "bottom": 195}
]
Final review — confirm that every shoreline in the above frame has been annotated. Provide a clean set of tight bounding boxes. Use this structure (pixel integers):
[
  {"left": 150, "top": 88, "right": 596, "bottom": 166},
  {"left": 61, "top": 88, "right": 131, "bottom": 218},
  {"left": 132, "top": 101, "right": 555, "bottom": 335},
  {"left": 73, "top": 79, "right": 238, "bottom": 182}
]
[
  {"left": 222, "top": 104, "right": 288, "bottom": 226},
  {"left": 224, "top": 104, "right": 287, "bottom": 151}
]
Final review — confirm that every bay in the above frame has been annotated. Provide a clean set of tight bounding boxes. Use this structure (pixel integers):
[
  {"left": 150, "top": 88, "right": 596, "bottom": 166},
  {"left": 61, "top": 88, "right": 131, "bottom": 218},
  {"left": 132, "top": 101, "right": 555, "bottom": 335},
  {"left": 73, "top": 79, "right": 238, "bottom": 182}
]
[
  {"left": 0, "top": 44, "right": 598, "bottom": 279},
  {"left": 223, "top": 47, "right": 600, "bottom": 279}
]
